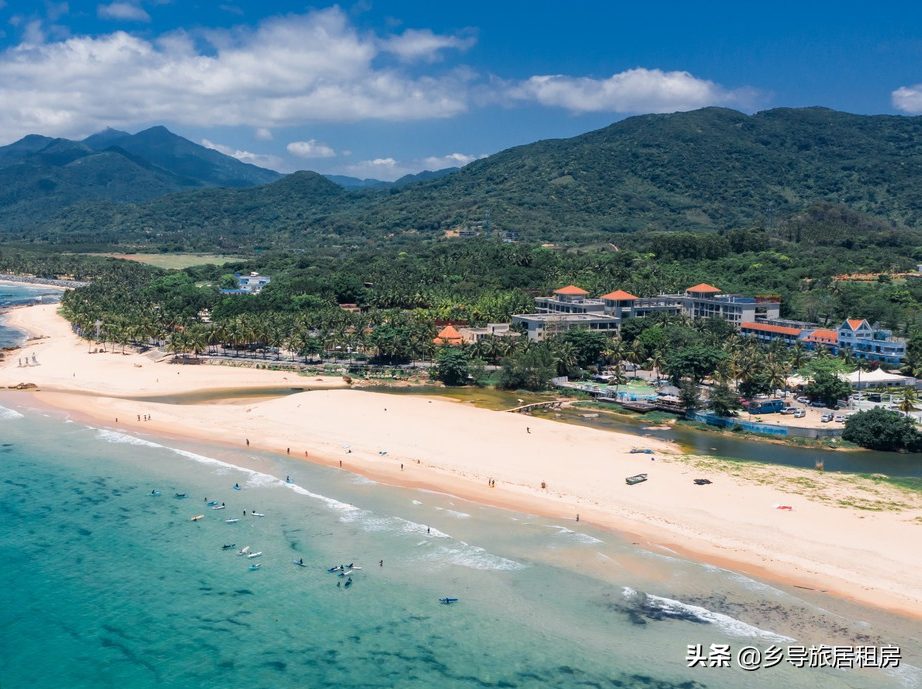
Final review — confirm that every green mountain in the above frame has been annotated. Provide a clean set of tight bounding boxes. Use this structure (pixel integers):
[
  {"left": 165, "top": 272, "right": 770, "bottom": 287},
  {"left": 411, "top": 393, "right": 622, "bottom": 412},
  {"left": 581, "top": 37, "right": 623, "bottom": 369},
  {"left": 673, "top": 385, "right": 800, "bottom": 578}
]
[
  {"left": 0, "top": 126, "right": 282, "bottom": 233},
  {"left": 25, "top": 107, "right": 922, "bottom": 249}
]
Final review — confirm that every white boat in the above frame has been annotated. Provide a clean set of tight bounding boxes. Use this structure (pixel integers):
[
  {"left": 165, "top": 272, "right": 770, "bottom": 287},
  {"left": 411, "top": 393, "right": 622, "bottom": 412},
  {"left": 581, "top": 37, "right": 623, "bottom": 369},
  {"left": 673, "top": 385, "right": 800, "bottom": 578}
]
[
  {"left": 251, "top": 512, "right": 265, "bottom": 517},
  {"left": 225, "top": 518, "right": 240, "bottom": 523},
  {"left": 237, "top": 546, "right": 250, "bottom": 556},
  {"left": 247, "top": 551, "right": 263, "bottom": 559},
  {"left": 211, "top": 505, "right": 226, "bottom": 510}
]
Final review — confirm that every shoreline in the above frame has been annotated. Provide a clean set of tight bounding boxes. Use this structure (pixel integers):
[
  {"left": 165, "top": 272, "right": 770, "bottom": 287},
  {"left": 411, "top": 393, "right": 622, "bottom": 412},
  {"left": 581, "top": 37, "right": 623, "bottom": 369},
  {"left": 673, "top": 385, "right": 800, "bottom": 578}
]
[
  {"left": 3, "top": 303, "right": 922, "bottom": 621},
  {"left": 0, "top": 274, "right": 87, "bottom": 289}
]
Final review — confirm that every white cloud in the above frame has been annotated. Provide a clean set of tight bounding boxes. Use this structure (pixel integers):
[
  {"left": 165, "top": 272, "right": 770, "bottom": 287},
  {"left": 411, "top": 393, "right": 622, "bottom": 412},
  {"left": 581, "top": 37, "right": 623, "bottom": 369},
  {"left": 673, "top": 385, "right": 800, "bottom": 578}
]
[
  {"left": 340, "top": 152, "right": 478, "bottom": 181},
  {"left": 200, "top": 138, "right": 284, "bottom": 170},
  {"left": 255, "top": 127, "right": 273, "bottom": 141},
  {"left": 97, "top": 2, "right": 151, "bottom": 22},
  {"left": 381, "top": 28, "right": 476, "bottom": 63},
  {"left": 0, "top": 7, "right": 471, "bottom": 142},
  {"left": 892, "top": 84, "right": 922, "bottom": 114},
  {"left": 420, "top": 152, "right": 484, "bottom": 169},
  {"left": 287, "top": 139, "right": 336, "bottom": 158},
  {"left": 505, "top": 68, "right": 758, "bottom": 114}
]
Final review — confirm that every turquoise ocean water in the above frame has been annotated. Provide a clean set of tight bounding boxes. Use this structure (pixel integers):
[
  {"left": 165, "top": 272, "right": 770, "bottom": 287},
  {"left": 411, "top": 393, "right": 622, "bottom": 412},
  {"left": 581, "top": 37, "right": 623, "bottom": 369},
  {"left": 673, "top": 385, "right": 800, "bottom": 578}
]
[
  {"left": 1, "top": 399, "right": 920, "bottom": 689},
  {"left": 0, "top": 281, "right": 64, "bottom": 348}
]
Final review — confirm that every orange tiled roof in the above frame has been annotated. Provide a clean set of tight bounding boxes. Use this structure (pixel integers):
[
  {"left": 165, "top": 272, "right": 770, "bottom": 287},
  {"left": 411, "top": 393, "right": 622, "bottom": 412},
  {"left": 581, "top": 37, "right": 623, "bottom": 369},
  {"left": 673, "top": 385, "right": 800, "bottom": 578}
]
[
  {"left": 844, "top": 319, "right": 866, "bottom": 331},
  {"left": 600, "top": 289, "right": 638, "bottom": 301},
  {"left": 686, "top": 283, "right": 721, "bottom": 293},
  {"left": 740, "top": 322, "right": 802, "bottom": 336},
  {"left": 803, "top": 329, "right": 838, "bottom": 343},
  {"left": 553, "top": 285, "right": 589, "bottom": 295},
  {"left": 433, "top": 324, "right": 463, "bottom": 345}
]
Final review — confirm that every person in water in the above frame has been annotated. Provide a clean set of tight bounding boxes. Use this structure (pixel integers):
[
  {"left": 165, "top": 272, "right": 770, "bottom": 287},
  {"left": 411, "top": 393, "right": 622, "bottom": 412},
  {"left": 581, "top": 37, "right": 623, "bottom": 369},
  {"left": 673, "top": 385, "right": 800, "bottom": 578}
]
[{"left": 299, "top": 558, "right": 303, "bottom": 565}]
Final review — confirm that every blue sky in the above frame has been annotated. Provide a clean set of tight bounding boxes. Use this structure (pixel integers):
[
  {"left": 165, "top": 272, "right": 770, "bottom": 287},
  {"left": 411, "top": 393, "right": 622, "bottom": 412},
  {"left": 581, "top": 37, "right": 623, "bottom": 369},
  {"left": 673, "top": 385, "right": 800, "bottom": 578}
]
[{"left": 0, "top": 1, "right": 921, "bottom": 180}]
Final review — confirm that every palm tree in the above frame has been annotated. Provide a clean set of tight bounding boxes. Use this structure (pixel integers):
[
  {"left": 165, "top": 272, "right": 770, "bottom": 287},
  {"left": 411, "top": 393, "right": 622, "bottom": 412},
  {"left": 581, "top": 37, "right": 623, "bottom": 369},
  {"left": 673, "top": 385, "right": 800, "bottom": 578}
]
[{"left": 898, "top": 386, "right": 918, "bottom": 417}]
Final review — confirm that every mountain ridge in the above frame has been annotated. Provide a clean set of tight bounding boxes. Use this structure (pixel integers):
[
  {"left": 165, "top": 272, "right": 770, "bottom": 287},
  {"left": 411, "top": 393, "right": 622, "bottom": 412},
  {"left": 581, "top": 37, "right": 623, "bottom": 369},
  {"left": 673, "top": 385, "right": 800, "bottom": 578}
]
[{"left": 9, "top": 106, "right": 922, "bottom": 249}]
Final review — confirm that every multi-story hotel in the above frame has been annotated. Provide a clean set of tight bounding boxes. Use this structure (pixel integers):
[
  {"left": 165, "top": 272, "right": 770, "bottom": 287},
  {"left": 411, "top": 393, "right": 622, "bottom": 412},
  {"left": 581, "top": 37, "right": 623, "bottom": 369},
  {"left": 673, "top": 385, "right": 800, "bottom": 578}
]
[{"left": 514, "top": 283, "right": 780, "bottom": 341}]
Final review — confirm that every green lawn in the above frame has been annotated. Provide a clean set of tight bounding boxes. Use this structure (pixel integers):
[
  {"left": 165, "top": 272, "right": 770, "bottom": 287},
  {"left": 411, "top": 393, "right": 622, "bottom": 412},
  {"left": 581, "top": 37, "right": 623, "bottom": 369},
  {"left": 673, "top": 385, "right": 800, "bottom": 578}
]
[{"left": 88, "top": 253, "right": 243, "bottom": 269}]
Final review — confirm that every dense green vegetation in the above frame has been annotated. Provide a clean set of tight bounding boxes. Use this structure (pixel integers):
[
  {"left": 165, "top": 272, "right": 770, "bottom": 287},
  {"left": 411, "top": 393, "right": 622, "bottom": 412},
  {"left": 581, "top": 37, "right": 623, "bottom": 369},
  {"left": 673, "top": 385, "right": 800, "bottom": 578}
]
[
  {"left": 0, "top": 126, "right": 281, "bottom": 235},
  {"left": 843, "top": 408, "right": 921, "bottom": 451},
  {"left": 11, "top": 107, "right": 922, "bottom": 253}
]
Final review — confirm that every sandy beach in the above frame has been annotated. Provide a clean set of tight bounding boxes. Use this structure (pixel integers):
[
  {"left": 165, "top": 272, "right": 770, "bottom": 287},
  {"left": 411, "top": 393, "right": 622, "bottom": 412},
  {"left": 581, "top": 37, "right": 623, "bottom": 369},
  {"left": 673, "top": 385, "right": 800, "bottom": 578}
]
[{"left": 3, "top": 302, "right": 922, "bottom": 618}]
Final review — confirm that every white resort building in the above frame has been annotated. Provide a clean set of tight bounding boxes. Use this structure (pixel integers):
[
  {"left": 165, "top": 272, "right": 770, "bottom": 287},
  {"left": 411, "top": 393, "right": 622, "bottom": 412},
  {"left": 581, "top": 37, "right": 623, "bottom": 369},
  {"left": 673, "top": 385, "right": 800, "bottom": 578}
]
[{"left": 514, "top": 283, "right": 781, "bottom": 341}]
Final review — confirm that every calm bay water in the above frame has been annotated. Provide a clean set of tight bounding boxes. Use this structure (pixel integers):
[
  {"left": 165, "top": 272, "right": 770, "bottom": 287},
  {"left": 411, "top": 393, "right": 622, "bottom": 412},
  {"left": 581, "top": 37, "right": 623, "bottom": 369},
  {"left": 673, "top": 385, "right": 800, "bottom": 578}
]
[
  {"left": 1, "top": 399, "right": 920, "bottom": 689},
  {"left": 0, "top": 281, "right": 64, "bottom": 348}
]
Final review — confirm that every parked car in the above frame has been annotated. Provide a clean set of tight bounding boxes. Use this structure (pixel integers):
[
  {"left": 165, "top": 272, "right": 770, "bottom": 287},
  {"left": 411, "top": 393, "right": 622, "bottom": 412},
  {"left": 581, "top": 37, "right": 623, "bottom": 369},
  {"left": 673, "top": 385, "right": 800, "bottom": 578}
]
[
  {"left": 834, "top": 415, "right": 845, "bottom": 423},
  {"left": 796, "top": 396, "right": 809, "bottom": 403},
  {"left": 811, "top": 401, "right": 826, "bottom": 407},
  {"left": 780, "top": 407, "right": 797, "bottom": 415},
  {"left": 820, "top": 413, "right": 833, "bottom": 422},
  {"left": 793, "top": 409, "right": 806, "bottom": 418}
]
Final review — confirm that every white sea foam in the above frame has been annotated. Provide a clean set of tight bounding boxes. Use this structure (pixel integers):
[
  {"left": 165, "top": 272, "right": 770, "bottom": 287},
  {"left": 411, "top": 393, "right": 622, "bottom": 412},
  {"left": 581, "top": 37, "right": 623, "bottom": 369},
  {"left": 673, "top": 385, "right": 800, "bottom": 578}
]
[
  {"left": 700, "top": 563, "right": 788, "bottom": 596},
  {"left": 421, "top": 543, "right": 526, "bottom": 572},
  {"left": 885, "top": 662, "right": 922, "bottom": 688},
  {"left": 622, "top": 587, "right": 795, "bottom": 642},
  {"left": 0, "top": 405, "right": 24, "bottom": 420},
  {"left": 434, "top": 507, "right": 471, "bottom": 519},
  {"left": 411, "top": 499, "right": 423, "bottom": 506},
  {"left": 544, "top": 524, "right": 604, "bottom": 544},
  {"left": 95, "top": 429, "right": 161, "bottom": 448},
  {"left": 349, "top": 475, "right": 377, "bottom": 486}
]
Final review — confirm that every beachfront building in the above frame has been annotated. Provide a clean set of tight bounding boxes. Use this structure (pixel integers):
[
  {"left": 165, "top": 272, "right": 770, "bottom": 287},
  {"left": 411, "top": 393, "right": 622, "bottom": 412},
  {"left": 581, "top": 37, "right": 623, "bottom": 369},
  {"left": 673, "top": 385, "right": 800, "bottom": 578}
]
[
  {"left": 801, "top": 328, "right": 839, "bottom": 354},
  {"left": 433, "top": 324, "right": 464, "bottom": 346},
  {"left": 456, "top": 323, "right": 519, "bottom": 343},
  {"left": 514, "top": 283, "right": 780, "bottom": 340},
  {"left": 836, "top": 319, "right": 906, "bottom": 366},
  {"left": 220, "top": 272, "right": 272, "bottom": 295},
  {"left": 737, "top": 318, "right": 908, "bottom": 365},
  {"left": 739, "top": 321, "right": 805, "bottom": 346}
]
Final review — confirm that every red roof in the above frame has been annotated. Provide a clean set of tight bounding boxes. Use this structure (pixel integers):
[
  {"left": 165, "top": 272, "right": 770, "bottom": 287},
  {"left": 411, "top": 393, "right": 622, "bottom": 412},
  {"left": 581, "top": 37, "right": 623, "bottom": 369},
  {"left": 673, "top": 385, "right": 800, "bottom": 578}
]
[
  {"left": 554, "top": 285, "right": 589, "bottom": 295},
  {"left": 686, "top": 283, "right": 721, "bottom": 294},
  {"left": 433, "top": 324, "right": 463, "bottom": 345},
  {"left": 844, "top": 319, "right": 867, "bottom": 331},
  {"left": 803, "top": 329, "right": 837, "bottom": 343},
  {"left": 740, "top": 322, "right": 802, "bottom": 336},
  {"left": 600, "top": 289, "right": 638, "bottom": 301}
]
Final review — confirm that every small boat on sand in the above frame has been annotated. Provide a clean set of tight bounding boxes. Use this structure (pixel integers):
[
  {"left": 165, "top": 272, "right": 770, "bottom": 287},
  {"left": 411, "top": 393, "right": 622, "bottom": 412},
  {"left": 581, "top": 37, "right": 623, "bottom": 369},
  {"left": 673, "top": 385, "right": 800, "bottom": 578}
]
[
  {"left": 625, "top": 474, "right": 648, "bottom": 486},
  {"left": 629, "top": 449, "right": 653, "bottom": 454}
]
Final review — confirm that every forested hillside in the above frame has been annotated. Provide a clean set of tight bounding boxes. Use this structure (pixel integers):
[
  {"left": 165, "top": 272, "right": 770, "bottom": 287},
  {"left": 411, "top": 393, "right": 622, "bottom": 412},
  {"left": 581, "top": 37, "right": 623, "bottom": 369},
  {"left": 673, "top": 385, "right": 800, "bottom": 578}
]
[{"left": 27, "top": 107, "right": 922, "bottom": 251}]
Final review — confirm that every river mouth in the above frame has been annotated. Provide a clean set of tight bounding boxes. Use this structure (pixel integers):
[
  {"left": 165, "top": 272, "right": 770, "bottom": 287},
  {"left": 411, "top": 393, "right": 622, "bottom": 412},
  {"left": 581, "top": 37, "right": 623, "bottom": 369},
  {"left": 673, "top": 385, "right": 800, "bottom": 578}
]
[
  {"left": 103, "top": 382, "right": 922, "bottom": 477},
  {"left": 117, "top": 386, "right": 311, "bottom": 405}
]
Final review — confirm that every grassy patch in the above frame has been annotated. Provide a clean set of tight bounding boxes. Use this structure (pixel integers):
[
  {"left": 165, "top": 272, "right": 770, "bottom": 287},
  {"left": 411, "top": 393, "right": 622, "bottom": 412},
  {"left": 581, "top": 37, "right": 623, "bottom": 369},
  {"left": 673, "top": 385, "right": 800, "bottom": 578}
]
[
  {"left": 677, "top": 454, "right": 922, "bottom": 514},
  {"left": 87, "top": 253, "right": 243, "bottom": 269}
]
